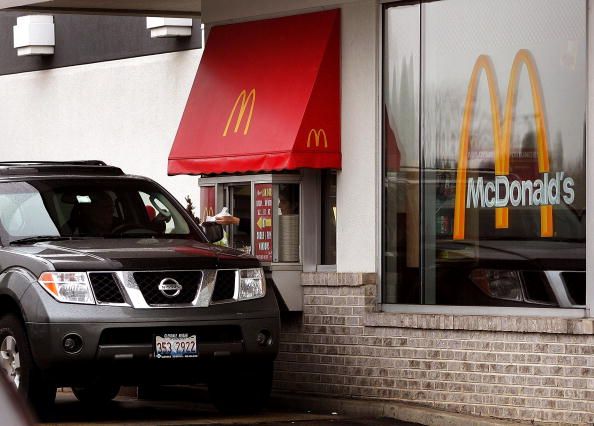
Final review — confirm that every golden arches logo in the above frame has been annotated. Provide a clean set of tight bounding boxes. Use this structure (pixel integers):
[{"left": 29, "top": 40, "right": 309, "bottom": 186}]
[
  {"left": 307, "top": 129, "right": 328, "bottom": 148},
  {"left": 223, "top": 89, "right": 256, "bottom": 137},
  {"left": 202, "top": 207, "right": 215, "bottom": 222},
  {"left": 453, "top": 49, "right": 552, "bottom": 241}
]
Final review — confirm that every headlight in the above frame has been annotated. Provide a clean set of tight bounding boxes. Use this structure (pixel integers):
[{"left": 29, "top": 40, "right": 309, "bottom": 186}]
[
  {"left": 237, "top": 268, "right": 266, "bottom": 301},
  {"left": 38, "top": 272, "right": 95, "bottom": 304},
  {"left": 469, "top": 269, "right": 523, "bottom": 301}
]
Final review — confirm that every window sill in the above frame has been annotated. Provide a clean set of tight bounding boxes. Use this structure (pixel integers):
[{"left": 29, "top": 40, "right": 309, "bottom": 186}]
[
  {"left": 369, "top": 306, "right": 593, "bottom": 334},
  {"left": 316, "top": 264, "right": 337, "bottom": 272},
  {"left": 301, "top": 272, "right": 376, "bottom": 287},
  {"left": 266, "top": 263, "right": 302, "bottom": 271}
]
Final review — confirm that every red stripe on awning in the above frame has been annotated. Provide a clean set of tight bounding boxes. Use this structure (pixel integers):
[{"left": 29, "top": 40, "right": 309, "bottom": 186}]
[{"left": 168, "top": 10, "right": 341, "bottom": 175}]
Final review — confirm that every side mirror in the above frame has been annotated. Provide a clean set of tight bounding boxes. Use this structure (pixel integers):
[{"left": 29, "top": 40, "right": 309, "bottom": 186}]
[{"left": 201, "top": 221, "right": 224, "bottom": 243}]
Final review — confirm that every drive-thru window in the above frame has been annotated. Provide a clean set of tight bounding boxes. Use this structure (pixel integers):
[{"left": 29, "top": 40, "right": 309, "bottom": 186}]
[{"left": 167, "top": 10, "right": 341, "bottom": 311}]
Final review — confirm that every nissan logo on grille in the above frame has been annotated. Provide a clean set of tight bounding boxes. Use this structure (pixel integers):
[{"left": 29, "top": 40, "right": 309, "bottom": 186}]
[{"left": 158, "top": 278, "right": 182, "bottom": 298}]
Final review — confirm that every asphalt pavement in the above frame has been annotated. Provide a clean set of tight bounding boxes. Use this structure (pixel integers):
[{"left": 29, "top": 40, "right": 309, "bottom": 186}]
[{"left": 38, "top": 390, "right": 420, "bottom": 426}]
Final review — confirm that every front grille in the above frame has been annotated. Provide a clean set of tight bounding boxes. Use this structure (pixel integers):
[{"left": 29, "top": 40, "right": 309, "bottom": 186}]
[
  {"left": 562, "top": 272, "right": 586, "bottom": 305},
  {"left": 133, "top": 271, "right": 202, "bottom": 306},
  {"left": 211, "top": 270, "right": 237, "bottom": 302},
  {"left": 99, "top": 325, "right": 243, "bottom": 345},
  {"left": 522, "top": 271, "right": 556, "bottom": 304},
  {"left": 89, "top": 273, "right": 125, "bottom": 304}
]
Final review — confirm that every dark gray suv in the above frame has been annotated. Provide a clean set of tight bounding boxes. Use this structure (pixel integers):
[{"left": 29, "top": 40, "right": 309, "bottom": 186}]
[{"left": 0, "top": 161, "right": 280, "bottom": 416}]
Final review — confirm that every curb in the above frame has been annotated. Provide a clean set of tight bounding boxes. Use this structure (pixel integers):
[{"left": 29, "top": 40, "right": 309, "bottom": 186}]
[
  {"left": 114, "top": 385, "right": 522, "bottom": 426},
  {"left": 270, "top": 392, "right": 522, "bottom": 426}
]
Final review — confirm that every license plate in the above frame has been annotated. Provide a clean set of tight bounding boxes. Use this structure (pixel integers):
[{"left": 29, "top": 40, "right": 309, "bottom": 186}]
[{"left": 154, "top": 333, "right": 198, "bottom": 359}]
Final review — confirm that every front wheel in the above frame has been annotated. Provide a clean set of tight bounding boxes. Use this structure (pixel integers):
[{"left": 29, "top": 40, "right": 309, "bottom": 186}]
[
  {"left": 208, "top": 359, "right": 273, "bottom": 414},
  {"left": 0, "top": 313, "right": 56, "bottom": 417}
]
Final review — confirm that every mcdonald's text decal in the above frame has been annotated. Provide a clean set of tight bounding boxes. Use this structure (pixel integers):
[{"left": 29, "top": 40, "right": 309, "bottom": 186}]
[
  {"left": 453, "top": 49, "right": 576, "bottom": 241},
  {"left": 223, "top": 89, "right": 256, "bottom": 137},
  {"left": 465, "top": 173, "right": 575, "bottom": 209}
]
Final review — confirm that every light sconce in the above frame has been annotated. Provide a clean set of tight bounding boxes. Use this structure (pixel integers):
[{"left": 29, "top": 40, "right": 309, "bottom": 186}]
[
  {"left": 146, "top": 17, "right": 194, "bottom": 38},
  {"left": 13, "top": 15, "right": 55, "bottom": 56}
]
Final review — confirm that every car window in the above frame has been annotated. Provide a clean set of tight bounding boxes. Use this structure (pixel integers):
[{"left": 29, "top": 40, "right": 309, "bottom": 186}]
[
  {"left": 0, "top": 182, "right": 60, "bottom": 239},
  {"left": 139, "top": 191, "right": 189, "bottom": 235},
  {"left": 0, "top": 179, "right": 199, "bottom": 243}
]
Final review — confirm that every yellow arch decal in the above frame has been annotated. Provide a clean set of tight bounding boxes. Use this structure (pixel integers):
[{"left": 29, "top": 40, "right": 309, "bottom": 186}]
[
  {"left": 223, "top": 89, "right": 256, "bottom": 137},
  {"left": 202, "top": 207, "right": 215, "bottom": 222},
  {"left": 453, "top": 49, "right": 552, "bottom": 240},
  {"left": 307, "top": 129, "right": 328, "bottom": 148}
]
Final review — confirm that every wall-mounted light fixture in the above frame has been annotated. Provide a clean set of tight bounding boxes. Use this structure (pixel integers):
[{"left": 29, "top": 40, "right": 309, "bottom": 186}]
[
  {"left": 146, "top": 17, "right": 194, "bottom": 38},
  {"left": 13, "top": 15, "right": 55, "bottom": 56}
]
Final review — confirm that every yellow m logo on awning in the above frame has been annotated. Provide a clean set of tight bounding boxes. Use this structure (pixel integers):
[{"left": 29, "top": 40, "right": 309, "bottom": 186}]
[
  {"left": 307, "top": 129, "right": 328, "bottom": 148},
  {"left": 453, "top": 49, "right": 552, "bottom": 240},
  {"left": 223, "top": 89, "right": 256, "bottom": 137}
]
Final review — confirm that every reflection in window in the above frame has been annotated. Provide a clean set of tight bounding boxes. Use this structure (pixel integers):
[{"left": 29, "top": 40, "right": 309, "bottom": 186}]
[
  {"left": 229, "top": 185, "right": 252, "bottom": 254},
  {"left": 322, "top": 171, "right": 337, "bottom": 265},
  {"left": 383, "top": 0, "right": 586, "bottom": 307},
  {"left": 383, "top": 4, "right": 421, "bottom": 304},
  {"left": 278, "top": 184, "right": 300, "bottom": 262}
]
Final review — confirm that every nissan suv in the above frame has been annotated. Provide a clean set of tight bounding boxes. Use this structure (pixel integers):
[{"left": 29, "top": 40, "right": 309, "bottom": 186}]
[{"left": 0, "top": 161, "right": 280, "bottom": 416}]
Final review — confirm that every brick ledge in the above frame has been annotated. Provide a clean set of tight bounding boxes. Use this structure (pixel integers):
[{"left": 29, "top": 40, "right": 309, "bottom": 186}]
[
  {"left": 301, "top": 272, "right": 377, "bottom": 287},
  {"left": 364, "top": 312, "right": 594, "bottom": 335}
]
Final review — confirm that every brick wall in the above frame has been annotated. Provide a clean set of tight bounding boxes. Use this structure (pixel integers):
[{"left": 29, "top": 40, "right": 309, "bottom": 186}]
[{"left": 273, "top": 273, "right": 594, "bottom": 424}]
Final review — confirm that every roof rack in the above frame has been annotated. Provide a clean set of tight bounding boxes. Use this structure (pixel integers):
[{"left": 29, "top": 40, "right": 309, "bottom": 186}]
[
  {"left": 0, "top": 160, "right": 107, "bottom": 167},
  {"left": 0, "top": 161, "right": 124, "bottom": 177}
]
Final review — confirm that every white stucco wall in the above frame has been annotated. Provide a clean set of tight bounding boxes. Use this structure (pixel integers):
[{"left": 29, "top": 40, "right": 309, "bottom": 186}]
[
  {"left": 202, "top": 0, "right": 379, "bottom": 273},
  {"left": 0, "top": 50, "right": 201, "bottom": 205},
  {"left": 0, "top": 1, "right": 380, "bottom": 273}
]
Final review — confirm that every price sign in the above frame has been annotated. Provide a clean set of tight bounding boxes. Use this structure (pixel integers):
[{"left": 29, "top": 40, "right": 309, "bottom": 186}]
[{"left": 254, "top": 183, "right": 273, "bottom": 261}]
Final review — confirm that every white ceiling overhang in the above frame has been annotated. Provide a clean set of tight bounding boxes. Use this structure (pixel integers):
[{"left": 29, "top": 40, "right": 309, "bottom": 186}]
[{"left": 0, "top": 0, "right": 201, "bottom": 17}]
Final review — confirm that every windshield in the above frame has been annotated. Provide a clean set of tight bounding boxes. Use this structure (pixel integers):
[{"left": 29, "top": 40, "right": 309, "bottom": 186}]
[{"left": 0, "top": 179, "right": 202, "bottom": 243}]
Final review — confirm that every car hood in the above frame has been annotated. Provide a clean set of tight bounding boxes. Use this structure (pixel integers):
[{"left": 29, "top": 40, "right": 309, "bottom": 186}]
[
  {"left": 6, "top": 238, "right": 260, "bottom": 271},
  {"left": 436, "top": 239, "right": 585, "bottom": 271}
]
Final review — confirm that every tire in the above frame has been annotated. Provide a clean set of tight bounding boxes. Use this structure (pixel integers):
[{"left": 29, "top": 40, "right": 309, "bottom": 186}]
[
  {"left": 207, "top": 359, "right": 273, "bottom": 414},
  {"left": 0, "top": 313, "right": 56, "bottom": 417},
  {"left": 72, "top": 383, "right": 120, "bottom": 404}
]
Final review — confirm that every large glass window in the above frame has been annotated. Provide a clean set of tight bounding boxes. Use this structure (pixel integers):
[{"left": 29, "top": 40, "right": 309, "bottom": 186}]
[{"left": 383, "top": 0, "right": 587, "bottom": 307}]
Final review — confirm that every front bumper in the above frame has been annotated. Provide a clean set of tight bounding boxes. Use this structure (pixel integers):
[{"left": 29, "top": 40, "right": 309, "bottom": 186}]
[
  {"left": 27, "top": 315, "right": 279, "bottom": 386},
  {"left": 23, "top": 282, "right": 280, "bottom": 386}
]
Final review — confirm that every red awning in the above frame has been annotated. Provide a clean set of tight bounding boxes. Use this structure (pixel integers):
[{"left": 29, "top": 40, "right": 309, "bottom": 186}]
[{"left": 168, "top": 10, "right": 340, "bottom": 175}]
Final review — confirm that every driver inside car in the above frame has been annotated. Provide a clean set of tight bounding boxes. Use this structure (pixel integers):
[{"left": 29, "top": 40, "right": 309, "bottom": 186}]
[
  {"left": 145, "top": 204, "right": 167, "bottom": 233},
  {"left": 70, "top": 192, "right": 119, "bottom": 236}
]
